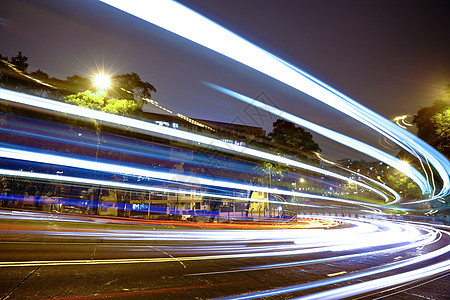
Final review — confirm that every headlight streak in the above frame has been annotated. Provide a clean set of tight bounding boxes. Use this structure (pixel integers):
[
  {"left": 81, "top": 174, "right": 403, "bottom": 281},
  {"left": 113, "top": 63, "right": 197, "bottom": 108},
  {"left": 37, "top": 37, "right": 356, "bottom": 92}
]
[
  {"left": 293, "top": 250, "right": 450, "bottom": 300},
  {"left": 248, "top": 45, "right": 450, "bottom": 204},
  {"left": 0, "top": 116, "right": 256, "bottom": 177},
  {"left": 0, "top": 168, "right": 324, "bottom": 211},
  {"left": 1, "top": 214, "right": 448, "bottom": 300},
  {"left": 192, "top": 220, "right": 438, "bottom": 273},
  {"left": 0, "top": 88, "right": 396, "bottom": 204},
  {"left": 0, "top": 215, "right": 439, "bottom": 259},
  {"left": 0, "top": 214, "right": 425, "bottom": 246},
  {"left": 97, "top": 0, "right": 450, "bottom": 203},
  {"left": 0, "top": 146, "right": 395, "bottom": 211},
  {"left": 397, "top": 138, "right": 437, "bottom": 199},
  {"left": 218, "top": 231, "right": 449, "bottom": 299},
  {"left": 190, "top": 228, "right": 437, "bottom": 277},
  {"left": 206, "top": 83, "right": 428, "bottom": 197},
  {"left": 0, "top": 1, "right": 447, "bottom": 297}
]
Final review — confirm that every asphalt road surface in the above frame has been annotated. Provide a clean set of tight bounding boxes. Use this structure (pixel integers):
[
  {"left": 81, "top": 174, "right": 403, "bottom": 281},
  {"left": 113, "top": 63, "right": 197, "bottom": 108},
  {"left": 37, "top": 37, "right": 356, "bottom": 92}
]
[{"left": 0, "top": 210, "right": 449, "bottom": 299}]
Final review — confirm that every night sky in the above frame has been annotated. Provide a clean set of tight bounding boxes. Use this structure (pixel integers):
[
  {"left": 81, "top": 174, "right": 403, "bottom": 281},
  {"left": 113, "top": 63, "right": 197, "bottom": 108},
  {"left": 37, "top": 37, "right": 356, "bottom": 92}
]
[{"left": 2, "top": 0, "right": 449, "bottom": 159}]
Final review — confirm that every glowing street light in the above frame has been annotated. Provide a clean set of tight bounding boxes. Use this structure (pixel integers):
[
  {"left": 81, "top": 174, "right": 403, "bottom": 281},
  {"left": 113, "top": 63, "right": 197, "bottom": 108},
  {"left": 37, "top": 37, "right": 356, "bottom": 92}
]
[
  {"left": 93, "top": 73, "right": 111, "bottom": 91},
  {"left": 397, "top": 160, "right": 411, "bottom": 174}
]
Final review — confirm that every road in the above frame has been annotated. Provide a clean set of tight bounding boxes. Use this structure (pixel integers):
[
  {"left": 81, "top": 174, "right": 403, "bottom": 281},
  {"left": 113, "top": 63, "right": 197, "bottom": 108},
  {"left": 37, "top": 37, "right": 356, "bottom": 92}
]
[{"left": 0, "top": 210, "right": 449, "bottom": 299}]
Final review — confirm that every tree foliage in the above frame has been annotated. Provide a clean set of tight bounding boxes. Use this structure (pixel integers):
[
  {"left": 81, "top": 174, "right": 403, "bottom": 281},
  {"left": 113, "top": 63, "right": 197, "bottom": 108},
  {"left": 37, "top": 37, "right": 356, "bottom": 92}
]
[
  {"left": 413, "top": 99, "right": 450, "bottom": 158},
  {"left": 268, "top": 118, "right": 321, "bottom": 161},
  {"left": 64, "top": 90, "right": 141, "bottom": 117},
  {"left": 112, "top": 72, "right": 156, "bottom": 106},
  {"left": 384, "top": 168, "right": 421, "bottom": 198},
  {"left": 338, "top": 159, "right": 422, "bottom": 199},
  {"left": 257, "top": 162, "right": 287, "bottom": 187},
  {"left": 431, "top": 108, "right": 450, "bottom": 154},
  {"left": 0, "top": 52, "right": 32, "bottom": 91},
  {"left": 10, "top": 51, "right": 28, "bottom": 72},
  {"left": 0, "top": 51, "right": 157, "bottom": 104},
  {"left": 65, "top": 75, "right": 90, "bottom": 92}
]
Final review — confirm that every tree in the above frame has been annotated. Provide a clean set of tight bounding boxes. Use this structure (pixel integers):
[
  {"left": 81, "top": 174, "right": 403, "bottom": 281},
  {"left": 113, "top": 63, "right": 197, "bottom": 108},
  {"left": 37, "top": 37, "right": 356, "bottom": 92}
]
[
  {"left": 431, "top": 108, "right": 450, "bottom": 155},
  {"left": 64, "top": 89, "right": 142, "bottom": 149},
  {"left": 0, "top": 51, "right": 32, "bottom": 91},
  {"left": 244, "top": 160, "right": 286, "bottom": 194},
  {"left": 384, "top": 168, "right": 421, "bottom": 199},
  {"left": 10, "top": 51, "right": 28, "bottom": 73},
  {"left": 30, "top": 69, "right": 49, "bottom": 81},
  {"left": 1, "top": 52, "right": 158, "bottom": 104},
  {"left": 263, "top": 162, "right": 285, "bottom": 184},
  {"left": 268, "top": 119, "right": 321, "bottom": 161},
  {"left": 64, "top": 90, "right": 141, "bottom": 117},
  {"left": 29, "top": 69, "right": 51, "bottom": 96},
  {"left": 112, "top": 73, "right": 157, "bottom": 106},
  {"left": 65, "top": 75, "right": 91, "bottom": 93},
  {"left": 64, "top": 90, "right": 142, "bottom": 158},
  {"left": 413, "top": 100, "right": 450, "bottom": 158}
]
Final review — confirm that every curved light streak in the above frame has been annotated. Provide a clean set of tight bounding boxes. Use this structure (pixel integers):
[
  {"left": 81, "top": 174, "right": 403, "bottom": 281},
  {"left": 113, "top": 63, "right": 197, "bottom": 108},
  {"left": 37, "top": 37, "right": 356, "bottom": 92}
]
[
  {"left": 316, "top": 156, "right": 401, "bottom": 204},
  {"left": 97, "top": 0, "right": 450, "bottom": 201},
  {"left": 295, "top": 247, "right": 450, "bottom": 299},
  {"left": 0, "top": 168, "right": 322, "bottom": 210},
  {"left": 0, "top": 2, "right": 447, "bottom": 297},
  {"left": 0, "top": 146, "right": 390, "bottom": 210},
  {"left": 1, "top": 212, "right": 448, "bottom": 300},
  {"left": 216, "top": 223, "right": 449, "bottom": 299},
  {"left": 207, "top": 83, "right": 418, "bottom": 199},
  {"left": 0, "top": 88, "right": 394, "bottom": 203}
]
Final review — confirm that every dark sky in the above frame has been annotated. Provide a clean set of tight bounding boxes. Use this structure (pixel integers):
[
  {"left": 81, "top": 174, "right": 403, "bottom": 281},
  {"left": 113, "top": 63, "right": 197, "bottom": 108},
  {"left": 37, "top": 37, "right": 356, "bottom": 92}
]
[{"left": 2, "top": 0, "right": 449, "bottom": 159}]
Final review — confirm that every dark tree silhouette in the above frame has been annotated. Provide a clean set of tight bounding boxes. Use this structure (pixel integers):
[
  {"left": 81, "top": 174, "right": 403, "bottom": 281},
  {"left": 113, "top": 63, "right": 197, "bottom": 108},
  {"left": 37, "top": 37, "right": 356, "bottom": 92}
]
[
  {"left": 10, "top": 51, "right": 28, "bottom": 72},
  {"left": 112, "top": 72, "right": 157, "bottom": 106},
  {"left": 0, "top": 52, "right": 158, "bottom": 105},
  {"left": 268, "top": 118, "right": 321, "bottom": 161},
  {"left": 65, "top": 75, "right": 91, "bottom": 93},
  {"left": 0, "top": 51, "right": 32, "bottom": 91}
]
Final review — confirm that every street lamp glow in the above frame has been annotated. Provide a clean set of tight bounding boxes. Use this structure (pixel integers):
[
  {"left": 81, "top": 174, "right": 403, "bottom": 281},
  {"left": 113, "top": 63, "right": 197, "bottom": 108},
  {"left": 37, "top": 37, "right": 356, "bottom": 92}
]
[
  {"left": 93, "top": 73, "right": 111, "bottom": 90},
  {"left": 397, "top": 160, "right": 411, "bottom": 173}
]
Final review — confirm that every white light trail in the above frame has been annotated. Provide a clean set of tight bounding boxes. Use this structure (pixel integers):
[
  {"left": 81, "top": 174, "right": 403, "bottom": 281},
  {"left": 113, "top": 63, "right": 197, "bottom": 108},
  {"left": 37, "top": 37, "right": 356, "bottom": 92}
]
[
  {"left": 97, "top": 0, "right": 450, "bottom": 201},
  {"left": 0, "top": 215, "right": 440, "bottom": 264},
  {"left": 216, "top": 223, "right": 449, "bottom": 300},
  {"left": 0, "top": 147, "right": 388, "bottom": 210},
  {"left": 295, "top": 248, "right": 450, "bottom": 299},
  {"left": 0, "top": 88, "right": 394, "bottom": 203},
  {"left": 1, "top": 213, "right": 448, "bottom": 300},
  {"left": 0, "top": 168, "right": 321, "bottom": 209},
  {"left": 206, "top": 83, "right": 420, "bottom": 199}
]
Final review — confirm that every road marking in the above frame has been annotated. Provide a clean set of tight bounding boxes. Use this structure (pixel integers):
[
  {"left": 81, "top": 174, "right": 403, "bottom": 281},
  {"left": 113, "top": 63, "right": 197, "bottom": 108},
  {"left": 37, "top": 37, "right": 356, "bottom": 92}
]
[
  {"left": 149, "top": 246, "right": 186, "bottom": 269},
  {"left": 327, "top": 271, "right": 347, "bottom": 277}
]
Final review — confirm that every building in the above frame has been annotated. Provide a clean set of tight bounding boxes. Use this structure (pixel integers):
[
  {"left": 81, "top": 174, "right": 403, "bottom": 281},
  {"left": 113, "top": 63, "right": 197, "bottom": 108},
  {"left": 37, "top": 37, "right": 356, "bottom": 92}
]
[{"left": 142, "top": 111, "right": 266, "bottom": 146}]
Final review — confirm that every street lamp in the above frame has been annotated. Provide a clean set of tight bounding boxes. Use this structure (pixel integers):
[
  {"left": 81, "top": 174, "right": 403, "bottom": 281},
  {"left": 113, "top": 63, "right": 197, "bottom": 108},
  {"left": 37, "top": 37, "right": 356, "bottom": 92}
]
[
  {"left": 93, "top": 73, "right": 111, "bottom": 91},
  {"left": 397, "top": 160, "right": 411, "bottom": 174}
]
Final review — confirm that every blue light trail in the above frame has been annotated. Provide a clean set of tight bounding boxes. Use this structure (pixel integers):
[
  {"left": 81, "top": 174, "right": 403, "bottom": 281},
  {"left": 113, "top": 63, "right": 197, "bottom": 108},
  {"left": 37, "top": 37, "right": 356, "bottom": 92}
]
[
  {"left": 206, "top": 83, "right": 427, "bottom": 198},
  {"left": 98, "top": 0, "right": 450, "bottom": 203},
  {"left": 0, "top": 88, "right": 396, "bottom": 205}
]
